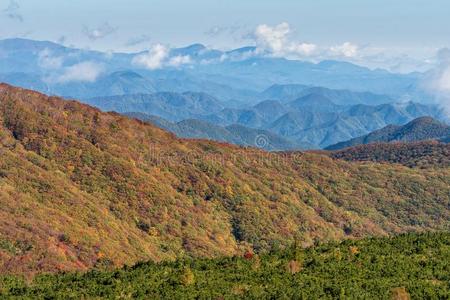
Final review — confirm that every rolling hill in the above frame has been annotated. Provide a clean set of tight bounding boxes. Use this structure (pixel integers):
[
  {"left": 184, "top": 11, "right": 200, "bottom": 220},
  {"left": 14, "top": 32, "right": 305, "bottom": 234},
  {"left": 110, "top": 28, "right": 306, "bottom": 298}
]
[
  {"left": 0, "top": 83, "right": 448, "bottom": 275},
  {"left": 326, "top": 116, "right": 450, "bottom": 150}
]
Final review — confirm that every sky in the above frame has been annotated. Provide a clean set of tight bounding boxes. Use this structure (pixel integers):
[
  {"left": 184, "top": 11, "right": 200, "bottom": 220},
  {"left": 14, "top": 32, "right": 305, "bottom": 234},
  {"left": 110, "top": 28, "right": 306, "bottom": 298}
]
[{"left": 1, "top": 0, "right": 450, "bottom": 72}]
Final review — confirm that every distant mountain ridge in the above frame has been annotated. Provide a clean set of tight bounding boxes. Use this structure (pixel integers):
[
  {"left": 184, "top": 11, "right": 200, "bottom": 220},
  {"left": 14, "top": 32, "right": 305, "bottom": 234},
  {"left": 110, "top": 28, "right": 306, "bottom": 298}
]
[
  {"left": 261, "top": 84, "right": 394, "bottom": 105},
  {"left": 0, "top": 38, "right": 427, "bottom": 101},
  {"left": 88, "top": 92, "right": 225, "bottom": 122},
  {"left": 326, "top": 117, "right": 450, "bottom": 150},
  {"left": 125, "top": 112, "right": 304, "bottom": 150},
  {"left": 203, "top": 99, "right": 443, "bottom": 149}
]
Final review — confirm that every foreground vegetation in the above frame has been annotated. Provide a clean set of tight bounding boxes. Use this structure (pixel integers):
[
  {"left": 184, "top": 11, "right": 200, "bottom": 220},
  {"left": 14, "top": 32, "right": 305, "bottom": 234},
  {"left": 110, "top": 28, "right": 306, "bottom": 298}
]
[
  {"left": 0, "top": 83, "right": 449, "bottom": 274},
  {"left": 0, "top": 232, "right": 449, "bottom": 299}
]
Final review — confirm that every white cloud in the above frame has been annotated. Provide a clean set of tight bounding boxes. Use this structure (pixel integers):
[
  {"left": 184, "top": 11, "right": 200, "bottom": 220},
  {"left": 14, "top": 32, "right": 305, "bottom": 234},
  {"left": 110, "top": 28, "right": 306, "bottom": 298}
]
[
  {"left": 132, "top": 44, "right": 191, "bottom": 69},
  {"left": 330, "top": 42, "right": 359, "bottom": 58},
  {"left": 289, "top": 43, "right": 318, "bottom": 56},
  {"left": 425, "top": 48, "right": 450, "bottom": 118},
  {"left": 253, "top": 22, "right": 317, "bottom": 58},
  {"left": 168, "top": 55, "right": 192, "bottom": 67},
  {"left": 132, "top": 44, "right": 169, "bottom": 70},
  {"left": 254, "top": 22, "right": 290, "bottom": 54},
  {"left": 38, "top": 49, "right": 64, "bottom": 70},
  {"left": 83, "top": 22, "right": 117, "bottom": 41},
  {"left": 2, "top": 0, "right": 23, "bottom": 22},
  {"left": 51, "top": 61, "right": 104, "bottom": 83}
]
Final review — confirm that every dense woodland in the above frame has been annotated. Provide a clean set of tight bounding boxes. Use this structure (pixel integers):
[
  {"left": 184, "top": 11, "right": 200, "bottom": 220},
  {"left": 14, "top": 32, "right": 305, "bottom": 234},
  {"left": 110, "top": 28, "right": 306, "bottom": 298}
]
[
  {"left": 0, "top": 83, "right": 449, "bottom": 275},
  {"left": 327, "top": 141, "right": 450, "bottom": 168},
  {"left": 0, "top": 232, "right": 449, "bottom": 299}
]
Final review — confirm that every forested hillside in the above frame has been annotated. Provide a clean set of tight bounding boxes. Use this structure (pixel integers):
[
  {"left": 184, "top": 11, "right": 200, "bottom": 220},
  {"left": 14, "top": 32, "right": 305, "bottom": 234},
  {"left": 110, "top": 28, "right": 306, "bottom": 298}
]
[
  {"left": 328, "top": 141, "right": 450, "bottom": 168},
  {"left": 1, "top": 232, "right": 448, "bottom": 299},
  {"left": 0, "top": 83, "right": 449, "bottom": 274}
]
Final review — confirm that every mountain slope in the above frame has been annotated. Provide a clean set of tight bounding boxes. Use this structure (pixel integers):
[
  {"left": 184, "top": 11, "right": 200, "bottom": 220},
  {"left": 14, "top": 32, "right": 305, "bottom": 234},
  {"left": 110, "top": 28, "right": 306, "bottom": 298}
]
[
  {"left": 328, "top": 141, "right": 450, "bottom": 168},
  {"left": 326, "top": 117, "right": 450, "bottom": 150},
  {"left": 0, "top": 83, "right": 448, "bottom": 274}
]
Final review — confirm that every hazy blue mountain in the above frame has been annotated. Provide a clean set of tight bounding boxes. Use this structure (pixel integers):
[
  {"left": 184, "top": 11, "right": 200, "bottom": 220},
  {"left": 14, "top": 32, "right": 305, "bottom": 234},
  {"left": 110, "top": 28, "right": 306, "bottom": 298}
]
[
  {"left": 326, "top": 117, "right": 450, "bottom": 150},
  {"left": 293, "top": 86, "right": 394, "bottom": 105},
  {"left": 199, "top": 108, "right": 266, "bottom": 128},
  {"left": 224, "top": 124, "right": 307, "bottom": 150},
  {"left": 105, "top": 90, "right": 443, "bottom": 149},
  {"left": 193, "top": 56, "right": 423, "bottom": 97},
  {"left": 55, "top": 71, "right": 157, "bottom": 99},
  {"left": 260, "top": 84, "right": 311, "bottom": 101},
  {"left": 0, "top": 72, "right": 49, "bottom": 93},
  {"left": 264, "top": 102, "right": 444, "bottom": 148},
  {"left": 252, "top": 100, "right": 288, "bottom": 122},
  {"left": 287, "top": 94, "right": 342, "bottom": 112},
  {"left": 126, "top": 112, "right": 303, "bottom": 150},
  {"left": 260, "top": 84, "right": 393, "bottom": 105},
  {"left": 88, "top": 92, "right": 225, "bottom": 122}
]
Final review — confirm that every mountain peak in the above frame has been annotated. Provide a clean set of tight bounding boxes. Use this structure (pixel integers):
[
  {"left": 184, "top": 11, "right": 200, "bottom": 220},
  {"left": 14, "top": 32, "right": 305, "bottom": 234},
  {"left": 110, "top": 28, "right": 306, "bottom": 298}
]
[
  {"left": 184, "top": 43, "right": 207, "bottom": 51},
  {"left": 174, "top": 43, "right": 207, "bottom": 55},
  {"left": 326, "top": 116, "right": 450, "bottom": 150},
  {"left": 407, "top": 116, "right": 442, "bottom": 126}
]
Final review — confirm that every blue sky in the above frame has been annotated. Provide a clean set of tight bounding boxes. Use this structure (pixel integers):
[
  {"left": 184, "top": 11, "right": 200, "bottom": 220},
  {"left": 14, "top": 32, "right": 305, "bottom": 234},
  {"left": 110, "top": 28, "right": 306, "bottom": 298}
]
[{"left": 1, "top": 0, "right": 449, "bottom": 71}]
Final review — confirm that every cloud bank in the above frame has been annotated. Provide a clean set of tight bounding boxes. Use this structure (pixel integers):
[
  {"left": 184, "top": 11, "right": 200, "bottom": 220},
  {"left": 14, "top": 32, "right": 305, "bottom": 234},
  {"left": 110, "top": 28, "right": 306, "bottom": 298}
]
[
  {"left": 168, "top": 55, "right": 192, "bottom": 67},
  {"left": 44, "top": 61, "right": 104, "bottom": 84},
  {"left": 246, "top": 22, "right": 431, "bottom": 73},
  {"left": 427, "top": 48, "right": 450, "bottom": 117},
  {"left": 330, "top": 42, "right": 359, "bottom": 58},
  {"left": 132, "top": 44, "right": 192, "bottom": 70},
  {"left": 132, "top": 44, "right": 169, "bottom": 69},
  {"left": 253, "top": 22, "right": 317, "bottom": 57}
]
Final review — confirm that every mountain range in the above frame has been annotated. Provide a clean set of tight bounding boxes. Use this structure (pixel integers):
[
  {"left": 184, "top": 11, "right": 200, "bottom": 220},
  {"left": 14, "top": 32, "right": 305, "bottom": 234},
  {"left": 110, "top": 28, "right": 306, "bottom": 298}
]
[
  {"left": 0, "top": 38, "right": 429, "bottom": 102},
  {"left": 89, "top": 89, "right": 444, "bottom": 149},
  {"left": 0, "top": 83, "right": 448, "bottom": 274}
]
